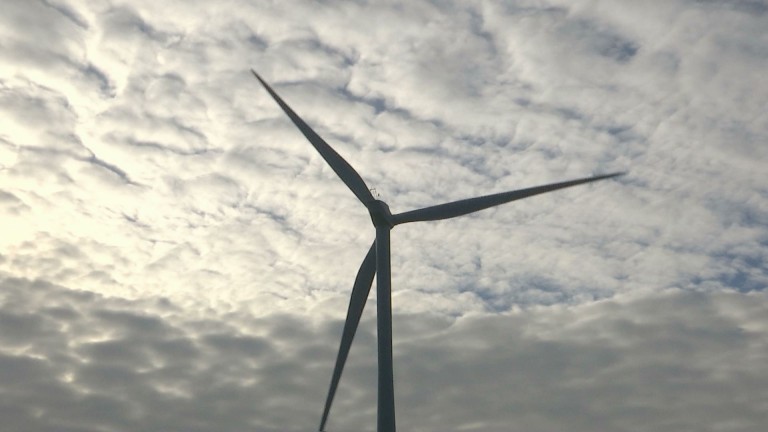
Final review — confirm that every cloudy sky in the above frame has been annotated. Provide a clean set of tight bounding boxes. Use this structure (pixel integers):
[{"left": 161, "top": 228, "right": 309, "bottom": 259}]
[{"left": 1, "top": 0, "right": 767, "bottom": 431}]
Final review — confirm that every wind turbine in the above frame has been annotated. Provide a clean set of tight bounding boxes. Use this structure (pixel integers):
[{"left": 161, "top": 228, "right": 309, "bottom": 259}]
[{"left": 251, "top": 70, "right": 624, "bottom": 432}]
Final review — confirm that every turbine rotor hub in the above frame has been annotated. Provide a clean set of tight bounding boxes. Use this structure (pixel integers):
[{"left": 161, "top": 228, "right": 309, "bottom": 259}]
[{"left": 367, "top": 200, "right": 394, "bottom": 228}]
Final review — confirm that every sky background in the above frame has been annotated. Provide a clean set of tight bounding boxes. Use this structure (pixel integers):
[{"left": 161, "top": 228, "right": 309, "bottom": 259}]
[{"left": 1, "top": 0, "right": 767, "bottom": 431}]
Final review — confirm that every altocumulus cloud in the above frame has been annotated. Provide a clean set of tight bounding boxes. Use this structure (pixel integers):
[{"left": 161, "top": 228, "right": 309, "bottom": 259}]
[
  {"left": 1, "top": 276, "right": 766, "bottom": 431},
  {"left": 1, "top": 0, "right": 767, "bottom": 430}
]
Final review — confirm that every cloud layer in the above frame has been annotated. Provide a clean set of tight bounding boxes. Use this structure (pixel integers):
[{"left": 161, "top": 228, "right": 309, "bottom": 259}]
[
  {"left": 1, "top": 276, "right": 766, "bottom": 431},
  {"left": 2, "top": 0, "right": 766, "bottom": 313},
  {"left": 1, "top": 0, "right": 767, "bottom": 430}
]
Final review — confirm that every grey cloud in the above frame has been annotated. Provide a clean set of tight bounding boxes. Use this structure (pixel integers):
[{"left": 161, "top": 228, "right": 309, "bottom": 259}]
[
  {"left": 554, "top": 17, "right": 640, "bottom": 64},
  {"left": 0, "top": 0, "right": 114, "bottom": 107},
  {"left": 0, "top": 191, "right": 30, "bottom": 215},
  {"left": 0, "top": 276, "right": 322, "bottom": 432},
  {"left": 0, "top": 81, "right": 81, "bottom": 152},
  {"left": 0, "top": 0, "right": 85, "bottom": 70},
  {"left": 694, "top": 0, "right": 768, "bottom": 15},
  {"left": 39, "top": 0, "right": 89, "bottom": 29},
  {"left": 79, "top": 152, "right": 137, "bottom": 185},
  {"left": 388, "top": 290, "right": 768, "bottom": 432},
  {"left": 1, "top": 276, "right": 766, "bottom": 431}
]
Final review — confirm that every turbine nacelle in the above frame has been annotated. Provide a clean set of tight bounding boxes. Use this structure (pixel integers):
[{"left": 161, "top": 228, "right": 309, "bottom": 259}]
[{"left": 367, "top": 200, "right": 394, "bottom": 228}]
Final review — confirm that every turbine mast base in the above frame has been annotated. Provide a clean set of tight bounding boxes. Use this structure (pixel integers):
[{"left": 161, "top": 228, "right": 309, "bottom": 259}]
[{"left": 376, "top": 225, "right": 396, "bottom": 432}]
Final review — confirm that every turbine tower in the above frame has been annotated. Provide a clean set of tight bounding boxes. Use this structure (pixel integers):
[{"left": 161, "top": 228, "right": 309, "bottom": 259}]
[{"left": 251, "top": 70, "right": 623, "bottom": 432}]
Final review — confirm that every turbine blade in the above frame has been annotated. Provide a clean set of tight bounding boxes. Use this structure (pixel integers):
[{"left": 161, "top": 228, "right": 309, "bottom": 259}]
[
  {"left": 251, "top": 70, "right": 376, "bottom": 206},
  {"left": 393, "top": 172, "right": 625, "bottom": 225},
  {"left": 319, "top": 241, "right": 377, "bottom": 432}
]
